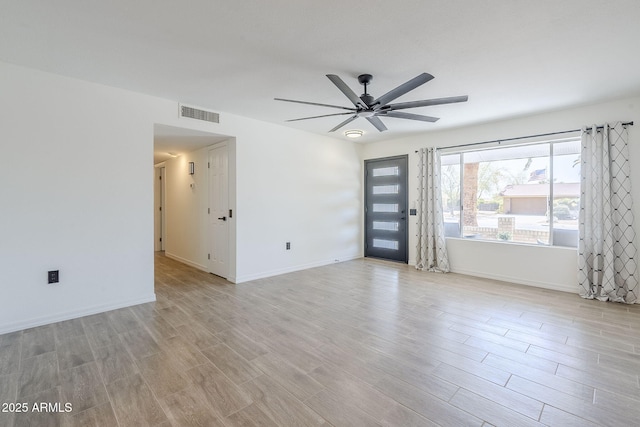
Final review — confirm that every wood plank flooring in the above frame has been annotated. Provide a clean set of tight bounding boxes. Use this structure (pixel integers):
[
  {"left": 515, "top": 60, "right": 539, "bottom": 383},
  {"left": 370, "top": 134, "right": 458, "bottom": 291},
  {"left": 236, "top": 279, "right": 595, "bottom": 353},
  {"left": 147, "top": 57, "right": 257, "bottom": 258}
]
[{"left": 2, "top": 253, "right": 640, "bottom": 426}]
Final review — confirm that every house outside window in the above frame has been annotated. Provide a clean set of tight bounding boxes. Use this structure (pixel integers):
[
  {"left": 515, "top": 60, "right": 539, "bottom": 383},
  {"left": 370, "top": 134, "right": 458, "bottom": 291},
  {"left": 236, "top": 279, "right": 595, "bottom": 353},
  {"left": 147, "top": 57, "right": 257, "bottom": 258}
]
[{"left": 440, "top": 138, "right": 580, "bottom": 247}]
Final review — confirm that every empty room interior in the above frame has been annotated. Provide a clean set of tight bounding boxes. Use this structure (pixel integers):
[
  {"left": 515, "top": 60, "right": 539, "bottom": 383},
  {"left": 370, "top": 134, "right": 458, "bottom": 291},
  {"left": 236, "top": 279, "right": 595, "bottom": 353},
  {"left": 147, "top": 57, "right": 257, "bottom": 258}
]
[{"left": 2, "top": 1, "right": 640, "bottom": 426}]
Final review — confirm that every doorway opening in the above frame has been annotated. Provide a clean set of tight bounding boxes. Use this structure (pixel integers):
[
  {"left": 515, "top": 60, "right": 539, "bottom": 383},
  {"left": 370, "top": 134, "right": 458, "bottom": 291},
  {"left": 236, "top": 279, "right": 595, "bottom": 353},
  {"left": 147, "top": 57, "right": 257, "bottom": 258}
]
[{"left": 153, "top": 124, "right": 236, "bottom": 282}]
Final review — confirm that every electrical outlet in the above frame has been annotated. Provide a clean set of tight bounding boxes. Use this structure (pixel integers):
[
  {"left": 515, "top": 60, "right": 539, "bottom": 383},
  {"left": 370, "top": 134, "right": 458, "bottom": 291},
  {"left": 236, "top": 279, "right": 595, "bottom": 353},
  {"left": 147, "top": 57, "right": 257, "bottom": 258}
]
[
  {"left": 48, "top": 270, "right": 59, "bottom": 284},
  {"left": 286, "top": 242, "right": 291, "bottom": 250}
]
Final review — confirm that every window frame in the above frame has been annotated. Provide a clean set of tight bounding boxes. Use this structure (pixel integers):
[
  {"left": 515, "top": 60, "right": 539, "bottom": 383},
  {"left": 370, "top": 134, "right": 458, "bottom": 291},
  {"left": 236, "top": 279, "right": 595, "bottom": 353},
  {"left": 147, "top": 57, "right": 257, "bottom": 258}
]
[{"left": 440, "top": 137, "right": 580, "bottom": 247}]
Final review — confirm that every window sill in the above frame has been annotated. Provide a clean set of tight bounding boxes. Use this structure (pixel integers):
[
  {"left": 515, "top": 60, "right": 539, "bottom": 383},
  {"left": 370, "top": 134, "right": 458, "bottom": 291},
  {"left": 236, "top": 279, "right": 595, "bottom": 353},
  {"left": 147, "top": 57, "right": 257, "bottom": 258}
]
[{"left": 444, "top": 236, "right": 577, "bottom": 249}]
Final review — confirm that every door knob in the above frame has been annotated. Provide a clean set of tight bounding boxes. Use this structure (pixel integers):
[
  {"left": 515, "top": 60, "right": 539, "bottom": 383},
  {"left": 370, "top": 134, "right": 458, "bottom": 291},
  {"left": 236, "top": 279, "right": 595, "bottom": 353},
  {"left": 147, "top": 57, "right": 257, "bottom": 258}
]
[{"left": 218, "top": 216, "right": 227, "bottom": 221}]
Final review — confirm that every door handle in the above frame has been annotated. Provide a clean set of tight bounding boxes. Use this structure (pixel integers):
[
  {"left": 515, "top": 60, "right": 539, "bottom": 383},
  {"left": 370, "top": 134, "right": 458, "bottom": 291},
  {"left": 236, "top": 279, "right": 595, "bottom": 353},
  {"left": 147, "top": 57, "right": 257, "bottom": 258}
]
[{"left": 218, "top": 216, "right": 227, "bottom": 221}]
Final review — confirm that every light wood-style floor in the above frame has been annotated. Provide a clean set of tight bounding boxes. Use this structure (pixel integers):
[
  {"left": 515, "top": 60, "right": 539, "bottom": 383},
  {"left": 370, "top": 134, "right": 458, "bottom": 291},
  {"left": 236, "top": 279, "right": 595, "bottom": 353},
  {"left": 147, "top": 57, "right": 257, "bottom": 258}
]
[{"left": 2, "top": 254, "right": 640, "bottom": 426}]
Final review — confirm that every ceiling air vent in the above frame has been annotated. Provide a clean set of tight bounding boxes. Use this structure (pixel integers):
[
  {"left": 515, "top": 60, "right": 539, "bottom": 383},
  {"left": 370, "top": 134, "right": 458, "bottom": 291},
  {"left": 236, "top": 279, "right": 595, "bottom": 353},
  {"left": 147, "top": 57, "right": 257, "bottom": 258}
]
[{"left": 179, "top": 104, "right": 219, "bottom": 123}]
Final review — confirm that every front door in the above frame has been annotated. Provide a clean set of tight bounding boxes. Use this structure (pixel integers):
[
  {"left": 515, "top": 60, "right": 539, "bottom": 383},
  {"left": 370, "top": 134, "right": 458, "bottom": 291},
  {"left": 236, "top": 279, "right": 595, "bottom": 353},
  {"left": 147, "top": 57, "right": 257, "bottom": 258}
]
[
  {"left": 365, "top": 156, "right": 408, "bottom": 263},
  {"left": 208, "top": 143, "right": 229, "bottom": 277}
]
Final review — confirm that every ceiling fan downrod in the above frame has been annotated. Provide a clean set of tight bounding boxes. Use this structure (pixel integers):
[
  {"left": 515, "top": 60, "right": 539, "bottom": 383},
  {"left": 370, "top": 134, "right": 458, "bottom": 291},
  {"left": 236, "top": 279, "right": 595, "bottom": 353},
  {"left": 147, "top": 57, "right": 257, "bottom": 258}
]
[{"left": 358, "top": 74, "right": 374, "bottom": 107}]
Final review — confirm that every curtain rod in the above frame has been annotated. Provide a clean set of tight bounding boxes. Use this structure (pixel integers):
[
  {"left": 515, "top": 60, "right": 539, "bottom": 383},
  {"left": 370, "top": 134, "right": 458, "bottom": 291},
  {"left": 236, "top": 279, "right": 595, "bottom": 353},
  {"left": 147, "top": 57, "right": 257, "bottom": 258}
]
[{"left": 414, "top": 121, "right": 634, "bottom": 153}]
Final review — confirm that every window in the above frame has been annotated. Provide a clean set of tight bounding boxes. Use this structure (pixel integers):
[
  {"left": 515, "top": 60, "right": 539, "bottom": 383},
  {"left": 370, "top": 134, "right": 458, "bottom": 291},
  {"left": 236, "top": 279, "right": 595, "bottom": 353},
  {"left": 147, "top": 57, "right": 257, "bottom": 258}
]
[{"left": 440, "top": 138, "right": 580, "bottom": 247}]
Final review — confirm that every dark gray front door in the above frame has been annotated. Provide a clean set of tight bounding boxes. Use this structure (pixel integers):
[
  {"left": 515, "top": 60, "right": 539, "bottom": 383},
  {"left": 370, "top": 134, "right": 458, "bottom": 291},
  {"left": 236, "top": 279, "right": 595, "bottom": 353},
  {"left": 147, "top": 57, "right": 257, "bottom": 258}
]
[{"left": 365, "top": 156, "right": 408, "bottom": 263}]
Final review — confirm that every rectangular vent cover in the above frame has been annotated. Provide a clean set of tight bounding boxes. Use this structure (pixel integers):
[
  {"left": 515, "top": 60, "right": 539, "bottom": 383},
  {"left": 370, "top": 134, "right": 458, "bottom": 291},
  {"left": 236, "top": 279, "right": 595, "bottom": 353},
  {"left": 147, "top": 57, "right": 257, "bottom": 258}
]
[{"left": 179, "top": 104, "right": 219, "bottom": 123}]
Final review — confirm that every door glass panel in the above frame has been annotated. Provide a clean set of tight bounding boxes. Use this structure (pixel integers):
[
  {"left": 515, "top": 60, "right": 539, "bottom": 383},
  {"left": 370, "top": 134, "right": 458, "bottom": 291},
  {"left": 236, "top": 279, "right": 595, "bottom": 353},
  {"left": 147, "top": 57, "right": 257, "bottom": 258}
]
[
  {"left": 372, "top": 167, "right": 399, "bottom": 177},
  {"left": 373, "top": 221, "right": 399, "bottom": 231},
  {"left": 373, "top": 184, "right": 399, "bottom": 194},
  {"left": 373, "top": 203, "right": 398, "bottom": 213},
  {"left": 373, "top": 239, "right": 399, "bottom": 250}
]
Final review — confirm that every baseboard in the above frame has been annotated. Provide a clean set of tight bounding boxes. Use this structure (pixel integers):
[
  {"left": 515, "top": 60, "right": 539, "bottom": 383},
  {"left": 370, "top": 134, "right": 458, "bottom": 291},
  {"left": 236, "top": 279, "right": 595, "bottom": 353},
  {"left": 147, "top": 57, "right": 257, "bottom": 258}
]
[
  {"left": 0, "top": 294, "right": 156, "bottom": 335},
  {"left": 164, "top": 252, "right": 366, "bottom": 285},
  {"left": 450, "top": 267, "right": 575, "bottom": 293},
  {"left": 235, "top": 254, "right": 363, "bottom": 283},
  {"left": 165, "top": 252, "right": 208, "bottom": 272}
]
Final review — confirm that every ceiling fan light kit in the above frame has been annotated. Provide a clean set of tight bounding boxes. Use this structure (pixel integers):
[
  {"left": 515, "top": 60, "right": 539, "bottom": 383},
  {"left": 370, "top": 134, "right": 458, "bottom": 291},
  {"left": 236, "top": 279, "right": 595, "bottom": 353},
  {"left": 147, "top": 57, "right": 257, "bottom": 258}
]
[
  {"left": 344, "top": 129, "right": 364, "bottom": 138},
  {"left": 276, "top": 73, "right": 468, "bottom": 133}
]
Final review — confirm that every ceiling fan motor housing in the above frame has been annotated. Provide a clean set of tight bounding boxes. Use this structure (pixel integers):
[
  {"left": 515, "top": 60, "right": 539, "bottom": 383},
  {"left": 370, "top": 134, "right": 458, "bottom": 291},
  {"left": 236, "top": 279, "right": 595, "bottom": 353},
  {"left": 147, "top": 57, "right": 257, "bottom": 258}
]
[{"left": 360, "top": 94, "right": 375, "bottom": 107}]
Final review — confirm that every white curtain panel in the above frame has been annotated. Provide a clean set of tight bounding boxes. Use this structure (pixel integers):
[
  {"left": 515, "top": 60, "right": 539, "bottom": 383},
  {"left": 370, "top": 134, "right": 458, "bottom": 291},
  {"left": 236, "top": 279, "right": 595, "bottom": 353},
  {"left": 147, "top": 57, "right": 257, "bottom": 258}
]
[
  {"left": 416, "top": 148, "right": 450, "bottom": 272},
  {"left": 578, "top": 122, "right": 637, "bottom": 303}
]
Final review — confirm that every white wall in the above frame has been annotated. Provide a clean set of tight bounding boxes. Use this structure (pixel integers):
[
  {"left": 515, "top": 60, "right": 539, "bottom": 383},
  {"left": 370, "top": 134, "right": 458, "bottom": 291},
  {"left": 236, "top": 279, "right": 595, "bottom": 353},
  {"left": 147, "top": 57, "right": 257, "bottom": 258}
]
[
  {"left": 0, "top": 62, "right": 158, "bottom": 333},
  {"left": 0, "top": 60, "right": 363, "bottom": 332},
  {"left": 361, "top": 96, "right": 640, "bottom": 292},
  {"left": 231, "top": 121, "right": 363, "bottom": 282},
  {"left": 163, "top": 146, "right": 219, "bottom": 271}
]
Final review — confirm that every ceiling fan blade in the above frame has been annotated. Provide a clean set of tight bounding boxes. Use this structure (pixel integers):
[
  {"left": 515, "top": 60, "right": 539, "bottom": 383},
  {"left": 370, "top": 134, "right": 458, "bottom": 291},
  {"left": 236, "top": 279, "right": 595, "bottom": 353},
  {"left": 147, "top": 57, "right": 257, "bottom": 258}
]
[
  {"left": 366, "top": 116, "right": 388, "bottom": 132},
  {"left": 286, "top": 112, "right": 355, "bottom": 122},
  {"left": 372, "top": 73, "right": 434, "bottom": 108},
  {"left": 378, "top": 111, "right": 439, "bottom": 123},
  {"left": 326, "top": 75, "right": 368, "bottom": 109},
  {"left": 274, "top": 98, "right": 356, "bottom": 111},
  {"left": 329, "top": 115, "right": 358, "bottom": 132},
  {"left": 384, "top": 95, "right": 469, "bottom": 111}
]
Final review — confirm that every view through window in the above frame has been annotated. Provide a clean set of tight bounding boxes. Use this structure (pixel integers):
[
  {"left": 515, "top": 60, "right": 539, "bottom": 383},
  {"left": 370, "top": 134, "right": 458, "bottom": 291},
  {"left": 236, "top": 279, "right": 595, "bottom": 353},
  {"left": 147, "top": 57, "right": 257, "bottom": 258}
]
[{"left": 440, "top": 138, "right": 580, "bottom": 247}]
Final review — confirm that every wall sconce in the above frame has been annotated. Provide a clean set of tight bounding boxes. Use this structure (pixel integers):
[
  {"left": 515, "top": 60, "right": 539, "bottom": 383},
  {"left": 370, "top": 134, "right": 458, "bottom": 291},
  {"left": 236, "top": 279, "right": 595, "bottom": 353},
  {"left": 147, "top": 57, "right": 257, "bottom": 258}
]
[{"left": 188, "top": 162, "right": 195, "bottom": 175}]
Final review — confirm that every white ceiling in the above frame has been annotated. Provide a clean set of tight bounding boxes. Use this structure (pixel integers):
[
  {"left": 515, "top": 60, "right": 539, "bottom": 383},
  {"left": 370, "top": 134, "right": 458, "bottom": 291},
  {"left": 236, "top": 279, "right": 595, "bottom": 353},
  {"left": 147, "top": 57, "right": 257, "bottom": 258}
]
[
  {"left": 153, "top": 124, "right": 229, "bottom": 164},
  {"left": 2, "top": 1, "right": 640, "bottom": 145}
]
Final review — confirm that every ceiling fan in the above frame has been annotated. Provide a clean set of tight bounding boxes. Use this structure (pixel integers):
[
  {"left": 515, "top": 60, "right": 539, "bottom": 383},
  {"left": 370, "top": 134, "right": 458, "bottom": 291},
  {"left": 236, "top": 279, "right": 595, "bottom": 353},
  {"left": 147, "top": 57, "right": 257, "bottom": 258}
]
[{"left": 275, "top": 73, "right": 468, "bottom": 133}]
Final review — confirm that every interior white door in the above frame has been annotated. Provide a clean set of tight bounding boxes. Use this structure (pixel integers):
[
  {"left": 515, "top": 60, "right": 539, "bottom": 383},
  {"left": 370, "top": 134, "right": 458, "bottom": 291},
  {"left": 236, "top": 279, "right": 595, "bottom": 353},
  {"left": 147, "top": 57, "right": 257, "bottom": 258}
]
[{"left": 208, "top": 144, "right": 229, "bottom": 277}]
